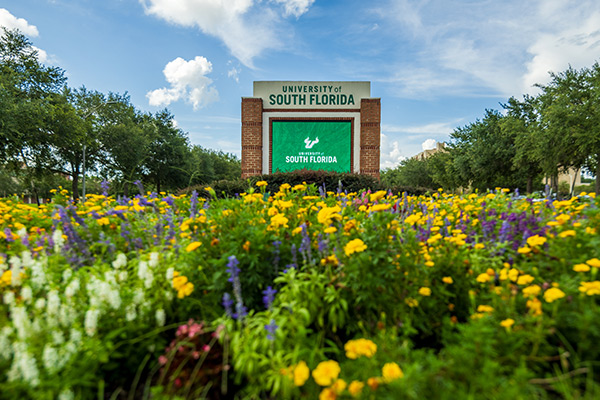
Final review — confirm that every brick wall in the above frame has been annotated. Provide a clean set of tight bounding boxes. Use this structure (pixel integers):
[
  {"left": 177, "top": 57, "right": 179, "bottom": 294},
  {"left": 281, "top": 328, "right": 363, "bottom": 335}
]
[
  {"left": 360, "top": 98, "right": 381, "bottom": 179},
  {"left": 241, "top": 98, "right": 263, "bottom": 179}
]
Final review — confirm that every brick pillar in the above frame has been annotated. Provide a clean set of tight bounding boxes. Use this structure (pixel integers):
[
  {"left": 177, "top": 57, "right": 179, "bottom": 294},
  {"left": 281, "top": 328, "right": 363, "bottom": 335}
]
[
  {"left": 241, "top": 97, "right": 263, "bottom": 179},
  {"left": 360, "top": 98, "right": 381, "bottom": 179}
]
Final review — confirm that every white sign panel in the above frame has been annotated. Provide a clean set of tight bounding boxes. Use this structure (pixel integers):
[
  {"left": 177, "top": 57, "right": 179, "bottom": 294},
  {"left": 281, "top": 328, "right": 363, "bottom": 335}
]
[{"left": 254, "top": 81, "right": 370, "bottom": 109}]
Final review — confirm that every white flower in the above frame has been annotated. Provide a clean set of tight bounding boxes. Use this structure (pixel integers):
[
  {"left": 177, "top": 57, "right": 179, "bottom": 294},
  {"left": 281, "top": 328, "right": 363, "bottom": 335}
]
[
  {"left": 10, "top": 342, "right": 40, "bottom": 386},
  {"left": 46, "top": 290, "right": 61, "bottom": 317},
  {"left": 133, "top": 288, "right": 145, "bottom": 305},
  {"left": 118, "top": 271, "right": 128, "bottom": 282},
  {"left": 155, "top": 309, "right": 166, "bottom": 327},
  {"left": 10, "top": 256, "right": 22, "bottom": 286},
  {"left": 59, "top": 304, "right": 77, "bottom": 327},
  {"left": 166, "top": 267, "right": 174, "bottom": 281},
  {"left": 52, "top": 330, "right": 65, "bottom": 345},
  {"left": 42, "top": 345, "right": 59, "bottom": 373},
  {"left": 112, "top": 253, "right": 127, "bottom": 269},
  {"left": 3, "top": 291, "right": 15, "bottom": 306},
  {"left": 20, "top": 286, "right": 33, "bottom": 304},
  {"left": 52, "top": 229, "right": 65, "bottom": 253},
  {"left": 65, "top": 278, "right": 80, "bottom": 298},
  {"left": 11, "top": 306, "right": 30, "bottom": 340},
  {"left": 29, "top": 260, "right": 47, "bottom": 289},
  {"left": 0, "top": 326, "right": 13, "bottom": 360},
  {"left": 20, "top": 250, "right": 33, "bottom": 268},
  {"left": 138, "top": 261, "right": 154, "bottom": 288},
  {"left": 34, "top": 298, "right": 46, "bottom": 310},
  {"left": 58, "top": 388, "right": 74, "bottom": 400},
  {"left": 125, "top": 305, "right": 137, "bottom": 322},
  {"left": 149, "top": 252, "right": 159, "bottom": 268},
  {"left": 84, "top": 308, "right": 100, "bottom": 336},
  {"left": 62, "top": 268, "right": 73, "bottom": 283}
]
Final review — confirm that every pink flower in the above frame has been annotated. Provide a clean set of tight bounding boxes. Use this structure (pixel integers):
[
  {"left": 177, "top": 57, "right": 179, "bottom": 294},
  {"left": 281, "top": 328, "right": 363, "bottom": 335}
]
[
  {"left": 202, "top": 345, "right": 211, "bottom": 352},
  {"left": 158, "top": 355, "right": 168, "bottom": 365}
]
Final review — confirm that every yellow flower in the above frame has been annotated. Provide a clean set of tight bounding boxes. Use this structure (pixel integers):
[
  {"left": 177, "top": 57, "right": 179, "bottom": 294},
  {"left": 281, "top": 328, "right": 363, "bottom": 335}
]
[
  {"left": 558, "top": 230, "right": 576, "bottom": 238},
  {"left": 344, "top": 338, "right": 377, "bottom": 359},
  {"left": 292, "top": 361, "right": 310, "bottom": 387},
  {"left": 516, "top": 274, "right": 535, "bottom": 286},
  {"left": 474, "top": 243, "right": 485, "bottom": 250},
  {"left": 543, "top": 287, "right": 565, "bottom": 303},
  {"left": 331, "top": 379, "right": 347, "bottom": 394},
  {"left": 292, "top": 226, "right": 303, "bottom": 235},
  {"left": 405, "top": 297, "right": 419, "bottom": 308},
  {"left": 97, "top": 217, "right": 110, "bottom": 226},
  {"left": 522, "top": 285, "right": 541, "bottom": 298},
  {"left": 371, "top": 203, "right": 391, "bottom": 212},
  {"left": 243, "top": 241, "right": 251, "bottom": 251},
  {"left": 186, "top": 241, "right": 202, "bottom": 252},
  {"left": 418, "top": 287, "right": 431, "bottom": 296},
  {"left": 586, "top": 258, "right": 600, "bottom": 268},
  {"left": 476, "top": 273, "right": 491, "bottom": 283},
  {"left": 500, "top": 318, "right": 515, "bottom": 328},
  {"left": 477, "top": 305, "right": 494, "bottom": 313},
  {"left": 318, "top": 205, "right": 342, "bottom": 225},
  {"left": 526, "top": 235, "right": 547, "bottom": 247},
  {"left": 324, "top": 227, "right": 337, "bottom": 234},
  {"left": 382, "top": 362, "right": 403, "bottom": 382},
  {"left": 279, "top": 183, "right": 291, "bottom": 191},
  {"left": 573, "top": 263, "right": 591, "bottom": 272},
  {"left": 517, "top": 246, "right": 532, "bottom": 254},
  {"left": 177, "top": 282, "right": 194, "bottom": 298},
  {"left": 319, "top": 388, "right": 337, "bottom": 400},
  {"left": 369, "top": 190, "right": 387, "bottom": 202},
  {"left": 321, "top": 255, "right": 339, "bottom": 267},
  {"left": 527, "top": 298, "right": 543, "bottom": 316},
  {"left": 255, "top": 180, "right": 268, "bottom": 187},
  {"left": 367, "top": 377, "right": 381, "bottom": 390},
  {"left": 0, "top": 270, "right": 11, "bottom": 286},
  {"left": 579, "top": 281, "right": 600, "bottom": 296},
  {"left": 344, "top": 239, "right": 367, "bottom": 256},
  {"left": 348, "top": 380, "right": 365, "bottom": 397},
  {"left": 442, "top": 276, "right": 453, "bottom": 284},
  {"left": 312, "top": 360, "right": 341, "bottom": 386}
]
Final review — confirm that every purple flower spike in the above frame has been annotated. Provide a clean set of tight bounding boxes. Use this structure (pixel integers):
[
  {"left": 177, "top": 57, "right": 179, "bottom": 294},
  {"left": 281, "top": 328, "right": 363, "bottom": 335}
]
[
  {"left": 262, "top": 286, "right": 277, "bottom": 309},
  {"left": 264, "top": 319, "right": 278, "bottom": 340}
]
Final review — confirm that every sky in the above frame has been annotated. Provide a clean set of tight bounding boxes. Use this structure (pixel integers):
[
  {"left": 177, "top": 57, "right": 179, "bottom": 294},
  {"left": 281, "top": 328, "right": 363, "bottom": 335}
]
[{"left": 2, "top": 0, "right": 600, "bottom": 169}]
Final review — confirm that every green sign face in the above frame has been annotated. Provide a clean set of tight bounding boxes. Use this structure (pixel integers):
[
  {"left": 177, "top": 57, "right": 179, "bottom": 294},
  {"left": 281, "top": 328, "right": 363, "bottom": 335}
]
[{"left": 272, "top": 121, "right": 351, "bottom": 173}]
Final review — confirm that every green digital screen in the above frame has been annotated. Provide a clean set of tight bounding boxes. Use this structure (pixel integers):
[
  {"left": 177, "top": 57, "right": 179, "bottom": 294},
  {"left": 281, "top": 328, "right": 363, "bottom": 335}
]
[{"left": 272, "top": 121, "right": 351, "bottom": 173}]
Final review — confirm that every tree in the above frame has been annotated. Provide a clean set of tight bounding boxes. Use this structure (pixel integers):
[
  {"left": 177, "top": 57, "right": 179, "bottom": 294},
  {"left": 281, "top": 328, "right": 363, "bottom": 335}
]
[{"left": 381, "top": 158, "right": 435, "bottom": 188}]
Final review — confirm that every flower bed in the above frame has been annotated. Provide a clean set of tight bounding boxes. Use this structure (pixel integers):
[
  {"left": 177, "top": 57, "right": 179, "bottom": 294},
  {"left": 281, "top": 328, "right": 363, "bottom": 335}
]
[{"left": 0, "top": 184, "right": 599, "bottom": 399}]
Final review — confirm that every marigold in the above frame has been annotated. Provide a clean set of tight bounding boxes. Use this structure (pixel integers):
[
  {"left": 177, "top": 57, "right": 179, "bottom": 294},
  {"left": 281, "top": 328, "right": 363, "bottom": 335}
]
[
  {"left": 255, "top": 180, "right": 268, "bottom": 187},
  {"left": 382, "top": 362, "right": 403, "bottom": 382},
  {"left": 579, "top": 281, "right": 600, "bottom": 296},
  {"left": 369, "top": 190, "right": 387, "bottom": 202},
  {"left": 500, "top": 318, "right": 515, "bottom": 328},
  {"left": 186, "top": 241, "right": 202, "bottom": 252},
  {"left": 331, "top": 379, "right": 347, "bottom": 394},
  {"left": 573, "top": 263, "right": 590, "bottom": 272},
  {"left": 418, "top": 287, "right": 431, "bottom": 296},
  {"left": 344, "top": 239, "right": 367, "bottom": 256},
  {"left": 367, "top": 377, "right": 381, "bottom": 390},
  {"left": 586, "top": 258, "right": 600, "bottom": 268},
  {"left": 405, "top": 298, "right": 419, "bottom": 308},
  {"left": 516, "top": 274, "right": 535, "bottom": 286},
  {"left": 344, "top": 338, "right": 377, "bottom": 359},
  {"left": 324, "top": 227, "right": 337, "bottom": 234},
  {"left": 292, "top": 361, "right": 310, "bottom": 386},
  {"left": 312, "top": 360, "right": 341, "bottom": 386},
  {"left": 477, "top": 305, "right": 494, "bottom": 313},
  {"left": 348, "top": 381, "right": 364, "bottom": 397},
  {"left": 442, "top": 276, "right": 453, "bottom": 284},
  {"left": 517, "top": 246, "right": 532, "bottom": 254},
  {"left": 543, "top": 287, "right": 565, "bottom": 303},
  {"left": 476, "top": 273, "right": 491, "bottom": 283},
  {"left": 526, "top": 235, "right": 547, "bottom": 247},
  {"left": 522, "top": 285, "right": 541, "bottom": 298}
]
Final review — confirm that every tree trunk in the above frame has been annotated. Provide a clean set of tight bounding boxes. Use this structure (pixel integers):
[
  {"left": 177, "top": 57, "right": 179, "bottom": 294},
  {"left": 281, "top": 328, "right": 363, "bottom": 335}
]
[
  {"left": 72, "top": 168, "right": 80, "bottom": 201},
  {"left": 526, "top": 176, "right": 533, "bottom": 194},
  {"left": 596, "top": 159, "right": 600, "bottom": 195}
]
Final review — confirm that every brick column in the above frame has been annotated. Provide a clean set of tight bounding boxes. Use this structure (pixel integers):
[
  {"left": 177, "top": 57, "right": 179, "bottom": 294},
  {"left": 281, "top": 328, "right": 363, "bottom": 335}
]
[
  {"left": 241, "top": 97, "right": 263, "bottom": 179},
  {"left": 360, "top": 98, "right": 381, "bottom": 179}
]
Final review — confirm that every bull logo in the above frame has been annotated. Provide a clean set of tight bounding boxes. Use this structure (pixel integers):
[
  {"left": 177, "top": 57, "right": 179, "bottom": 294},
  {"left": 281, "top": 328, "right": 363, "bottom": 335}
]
[{"left": 304, "top": 137, "right": 319, "bottom": 149}]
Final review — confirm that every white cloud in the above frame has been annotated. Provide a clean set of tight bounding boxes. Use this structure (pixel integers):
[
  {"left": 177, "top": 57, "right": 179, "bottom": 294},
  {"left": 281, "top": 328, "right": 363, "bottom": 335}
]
[
  {"left": 421, "top": 139, "right": 436, "bottom": 151},
  {"left": 227, "top": 66, "right": 241, "bottom": 82},
  {"left": 147, "top": 56, "right": 219, "bottom": 110},
  {"left": 380, "top": 0, "right": 600, "bottom": 98},
  {"left": 0, "top": 8, "right": 39, "bottom": 37},
  {"left": 271, "top": 0, "right": 315, "bottom": 18},
  {"left": 140, "top": 0, "right": 314, "bottom": 67},
  {"left": 380, "top": 133, "right": 406, "bottom": 169}
]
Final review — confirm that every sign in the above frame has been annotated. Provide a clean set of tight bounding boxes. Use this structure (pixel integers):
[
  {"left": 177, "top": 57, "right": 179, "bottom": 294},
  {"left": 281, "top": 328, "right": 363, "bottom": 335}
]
[
  {"left": 271, "top": 121, "right": 351, "bottom": 173},
  {"left": 254, "top": 81, "right": 370, "bottom": 109}
]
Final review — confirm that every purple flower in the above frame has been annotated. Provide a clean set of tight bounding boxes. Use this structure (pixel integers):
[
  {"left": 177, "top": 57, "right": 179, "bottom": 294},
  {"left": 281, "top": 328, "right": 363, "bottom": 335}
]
[
  {"left": 262, "top": 286, "right": 277, "bottom": 309},
  {"left": 4, "top": 228, "right": 14, "bottom": 243},
  {"left": 190, "top": 190, "right": 199, "bottom": 217},
  {"left": 101, "top": 180, "right": 109, "bottom": 196},
  {"left": 222, "top": 292, "right": 234, "bottom": 318},
  {"left": 264, "top": 319, "right": 278, "bottom": 340},
  {"left": 134, "top": 180, "right": 145, "bottom": 194},
  {"left": 226, "top": 255, "right": 240, "bottom": 283},
  {"left": 161, "top": 196, "right": 174, "bottom": 206}
]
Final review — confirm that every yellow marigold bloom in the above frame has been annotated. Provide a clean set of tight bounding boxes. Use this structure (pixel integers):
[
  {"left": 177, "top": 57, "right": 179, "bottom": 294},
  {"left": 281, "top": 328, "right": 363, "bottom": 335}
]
[
  {"left": 543, "top": 287, "right": 565, "bottom": 303},
  {"left": 321, "top": 255, "right": 339, "bottom": 266},
  {"left": 526, "top": 235, "right": 547, "bottom": 247},
  {"left": 293, "top": 184, "right": 306, "bottom": 191},
  {"left": 405, "top": 297, "right": 419, "bottom": 308},
  {"left": 474, "top": 243, "right": 485, "bottom": 250},
  {"left": 573, "top": 263, "right": 590, "bottom": 272},
  {"left": 0, "top": 270, "right": 11, "bottom": 286},
  {"left": 344, "top": 338, "right": 377, "bottom": 359},
  {"left": 508, "top": 268, "right": 519, "bottom": 282},
  {"left": 348, "top": 380, "right": 365, "bottom": 397},
  {"left": 442, "top": 276, "right": 453, "bottom": 284},
  {"left": 344, "top": 239, "right": 367, "bottom": 256},
  {"left": 324, "top": 227, "right": 337, "bottom": 234},
  {"left": 517, "top": 274, "right": 535, "bottom": 286},
  {"left": 579, "top": 281, "right": 600, "bottom": 296},
  {"left": 522, "top": 285, "right": 541, "bottom": 298},
  {"left": 319, "top": 388, "right": 337, "bottom": 400},
  {"left": 418, "top": 287, "right": 431, "bottom": 296},
  {"left": 558, "top": 230, "right": 576, "bottom": 238},
  {"left": 293, "top": 361, "right": 310, "bottom": 387},
  {"left": 476, "top": 273, "right": 491, "bottom": 283},
  {"left": 517, "top": 246, "right": 532, "bottom": 254},
  {"left": 97, "top": 217, "right": 110, "bottom": 226},
  {"left": 586, "top": 258, "right": 600, "bottom": 268},
  {"left": 404, "top": 214, "right": 421, "bottom": 225},
  {"left": 382, "top": 362, "right": 404, "bottom": 382},
  {"left": 172, "top": 271, "right": 188, "bottom": 290},
  {"left": 477, "top": 305, "right": 494, "bottom": 313},
  {"left": 527, "top": 298, "right": 543, "bottom": 316},
  {"left": 178, "top": 282, "right": 194, "bottom": 298},
  {"left": 331, "top": 379, "right": 347, "bottom": 394},
  {"left": 367, "top": 377, "right": 381, "bottom": 390},
  {"left": 269, "top": 214, "right": 289, "bottom": 229},
  {"left": 500, "top": 318, "right": 515, "bottom": 328},
  {"left": 318, "top": 205, "right": 342, "bottom": 225},
  {"left": 279, "top": 183, "right": 291, "bottom": 191},
  {"left": 185, "top": 241, "right": 201, "bottom": 252},
  {"left": 371, "top": 203, "right": 391, "bottom": 212},
  {"left": 369, "top": 190, "right": 387, "bottom": 202},
  {"left": 243, "top": 241, "right": 251, "bottom": 251},
  {"left": 424, "top": 261, "right": 435, "bottom": 267},
  {"left": 255, "top": 180, "right": 268, "bottom": 187},
  {"left": 312, "top": 360, "right": 341, "bottom": 386}
]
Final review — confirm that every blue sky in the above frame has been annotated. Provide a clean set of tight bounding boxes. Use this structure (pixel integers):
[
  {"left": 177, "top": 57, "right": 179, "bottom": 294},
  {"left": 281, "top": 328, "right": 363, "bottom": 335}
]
[{"left": 2, "top": 0, "right": 600, "bottom": 169}]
